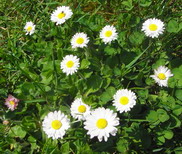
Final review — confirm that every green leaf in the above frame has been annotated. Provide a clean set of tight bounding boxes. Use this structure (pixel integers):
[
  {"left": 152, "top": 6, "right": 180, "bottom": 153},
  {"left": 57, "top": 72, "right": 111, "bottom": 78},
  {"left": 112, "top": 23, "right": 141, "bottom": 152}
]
[
  {"left": 152, "top": 59, "right": 166, "bottom": 69},
  {"left": 102, "top": 77, "right": 111, "bottom": 89},
  {"left": 146, "top": 110, "right": 158, "bottom": 122},
  {"left": 9, "top": 125, "right": 26, "bottom": 139},
  {"left": 104, "top": 46, "right": 117, "bottom": 56},
  {"left": 169, "top": 114, "right": 181, "bottom": 128},
  {"left": 157, "top": 136, "right": 165, "bottom": 143},
  {"left": 86, "top": 75, "right": 103, "bottom": 95},
  {"left": 113, "top": 67, "right": 122, "bottom": 76},
  {"left": 101, "top": 65, "right": 112, "bottom": 76},
  {"left": 22, "top": 116, "right": 36, "bottom": 131},
  {"left": 137, "top": 89, "right": 149, "bottom": 99},
  {"left": 163, "top": 130, "right": 174, "bottom": 140},
  {"left": 139, "top": 0, "right": 152, "bottom": 7},
  {"left": 157, "top": 109, "right": 169, "bottom": 123},
  {"left": 122, "top": 0, "right": 133, "bottom": 10},
  {"left": 100, "top": 86, "right": 116, "bottom": 104},
  {"left": 61, "top": 142, "right": 70, "bottom": 153},
  {"left": 80, "top": 59, "right": 90, "bottom": 69},
  {"left": 116, "top": 138, "right": 129, "bottom": 153},
  {"left": 175, "top": 89, "right": 182, "bottom": 101},
  {"left": 174, "top": 147, "right": 182, "bottom": 154},
  {"left": 129, "top": 32, "right": 144, "bottom": 45},
  {"left": 172, "top": 105, "right": 182, "bottom": 116},
  {"left": 167, "top": 20, "right": 179, "bottom": 33}
]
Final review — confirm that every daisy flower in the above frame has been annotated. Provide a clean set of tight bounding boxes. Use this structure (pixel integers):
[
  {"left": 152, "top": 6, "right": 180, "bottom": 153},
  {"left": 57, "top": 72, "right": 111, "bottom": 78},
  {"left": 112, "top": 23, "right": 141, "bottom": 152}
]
[
  {"left": 113, "top": 89, "right": 137, "bottom": 113},
  {"left": 5, "top": 95, "right": 19, "bottom": 111},
  {"left": 71, "top": 32, "right": 89, "bottom": 48},
  {"left": 141, "top": 18, "right": 165, "bottom": 38},
  {"left": 3, "top": 120, "right": 9, "bottom": 125},
  {"left": 51, "top": 6, "right": 73, "bottom": 25},
  {"left": 70, "top": 98, "right": 91, "bottom": 121},
  {"left": 150, "top": 66, "right": 173, "bottom": 87},
  {"left": 84, "top": 107, "right": 119, "bottom": 142},
  {"left": 42, "top": 111, "right": 70, "bottom": 140},
  {"left": 24, "top": 21, "right": 35, "bottom": 35},
  {"left": 60, "top": 55, "right": 80, "bottom": 75},
  {"left": 99, "top": 25, "right": 118, "bottom": 44}
]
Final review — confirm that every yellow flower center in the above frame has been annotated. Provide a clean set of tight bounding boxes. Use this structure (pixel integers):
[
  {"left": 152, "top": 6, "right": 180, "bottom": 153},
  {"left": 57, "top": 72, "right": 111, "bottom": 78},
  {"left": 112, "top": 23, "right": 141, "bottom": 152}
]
[
  {"left": 57, "top": 12, "right": 66, "bottom": 19},
  {"left": 66, "top": 60, "right": 74, "bottom": 68},
  {"left": 76, "top": 38, "right": 84, "bottom": 44},
  {"left": 149, "top": 24, "right": 158, "bottom": 31},
  {"left": 119, "top": 96, "right": 129, "bottom": 105},
  {"left": 157, "top": 73, "right": 166, "bottom": 80},
  {"left": 105, "top": 30, "right": 112, "bottom": 37},
  {"left": 27, "top": 26, "right": 32, "bottom": 32},
  {"left": 9, "top": 101, "right": 15, "bottom": 105},
  {"left": 51, "top": 120, "right": 62, "bottom": 130},
  {"left": 78, "top": 105, "right": 86, "bottom": 113},
  {"left": 96, "top": 119, "right": 108, "bottom": 129}
]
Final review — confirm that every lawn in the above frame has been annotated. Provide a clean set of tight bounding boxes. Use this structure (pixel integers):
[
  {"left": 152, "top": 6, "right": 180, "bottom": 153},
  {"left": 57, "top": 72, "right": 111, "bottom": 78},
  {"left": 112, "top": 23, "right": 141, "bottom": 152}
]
[{"left": 0, "top": 0, "right": 182, "bottom": 153}]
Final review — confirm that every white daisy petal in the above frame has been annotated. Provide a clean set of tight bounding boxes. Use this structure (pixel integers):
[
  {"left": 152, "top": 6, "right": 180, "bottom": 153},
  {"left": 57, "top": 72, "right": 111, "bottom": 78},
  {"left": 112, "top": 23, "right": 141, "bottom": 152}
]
[
  {"left": 24, "top": 21, "right": 35, "bottom": 35},
  {"left": 60, "top": 55, "right": 80, "bottom": 75},
  {"left": 71, "top": 32, "right": 89, "bottom": 48},
  {"left": 141, "top": 18, "right": 165, "bottom": 38},
  {"left": 99, "top": 25, "right": 118, "bottom": 44},
  {"left": 84, "top": 107, "right": 119, "bottom": 142},
  {"left": 113, "top": 89, "right": 137, "bottom": 113},
  {"left": 42, "top": 111, "right": 70, "bottom": 140},
  {"left": 51, "top": 6, "right": 73, "bottom": 25},
  {"left": 150, "top": 66, "right": 173, "bottom": 87},
  {"left": 70, "top": 98, "right": 91, "bottom": 121}
]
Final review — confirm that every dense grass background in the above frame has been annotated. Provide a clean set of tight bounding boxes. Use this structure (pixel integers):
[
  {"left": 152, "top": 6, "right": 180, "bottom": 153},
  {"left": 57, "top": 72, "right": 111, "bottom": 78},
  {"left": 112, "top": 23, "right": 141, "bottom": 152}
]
[{"left": 0, "top": 0, "right": 182, "bottom": 153}]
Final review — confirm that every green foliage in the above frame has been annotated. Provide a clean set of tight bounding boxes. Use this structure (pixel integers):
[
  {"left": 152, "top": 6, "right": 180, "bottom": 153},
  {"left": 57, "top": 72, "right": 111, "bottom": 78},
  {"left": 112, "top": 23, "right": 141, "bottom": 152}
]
[{"left": 0, "top": 0, "right": 181, "bottom": 153}]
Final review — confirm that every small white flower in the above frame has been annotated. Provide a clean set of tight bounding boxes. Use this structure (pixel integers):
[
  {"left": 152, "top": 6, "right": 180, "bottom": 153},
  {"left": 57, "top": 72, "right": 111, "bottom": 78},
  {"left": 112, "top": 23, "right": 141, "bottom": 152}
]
[
  {"left": 51, "top": 6, "right": 73, "bottom": 25},
  {"left": 100, "top": 25, "right": 118, "bottom": 44},
  {"left": 42, "top": 111, "right": 70, "bottom": 140},
  {"left": 142, "top": 18, "right": 165, "bottom": 38},
  {"left": 70, "top": 98, "right": 91, "bottom": 121},
  {"left": 71, "top": 32, "right": 89, "bottom": 48},
  {"left": 113, "top": 89, "right": 137, "bottom": 113},
  {"left": 150, "top": 66, "right": 173, "bottom": 87},
  {"left": 60, "top": 55, "right": 80, "bottom": 75},
  {"left": 24, "top": 21, "right": 35, "bottom": 35},
  {"left": 84, "top": 107, "right": 119, "bottom": 142}
]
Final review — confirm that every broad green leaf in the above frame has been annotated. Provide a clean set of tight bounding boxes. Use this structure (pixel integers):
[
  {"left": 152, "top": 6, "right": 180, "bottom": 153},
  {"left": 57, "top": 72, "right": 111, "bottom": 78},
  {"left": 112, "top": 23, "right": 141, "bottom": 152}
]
[
  {"left": 163, "top": 130, "right": 174, "bottom": 140},
  {"left": 9, "top": 125, "right": 26, "bottom": 139},
  {"left": 169, "top": 114, "right": 181, "bottom": 128},
  {"left": 157, "top": 109, "right": 169, "bottom": 123},
  {"left": 100, "top": 86, "right": 116, "bottom": 104},
  {"left": 167, "top": 20, "right": 179, "bottom": 33},
  {"left": 157, "top": 136, "right": 165, "bottom": 143},
  {"left": 61, "top": 142, "right": 70, "bottom": 153},
  {"left": 113, "top": 67, "right": 122, "bottom": 76},
  {"left": 129, "top": 32, "right": 144, "bottom": 45},
  {"left": 80, "top": 59, "right": 90, "bottom": 69},
  {"left": 146, "top": 110, "right": 158, "bottom": 122},
  {"left": 104, "top": 46, "right": 117, "bottom": 56},
  {"left": 86, "top": 75, "right": 103, "bottom": 95},
  {"left": 116, "top": 138, "right": 129, "bottom": 152},
  {"left": 152, "top": 59, "right": 166, "bottom": 69},
  {"left": 172, "top": 105, "right": 182, "bottom": 116},
  {"left": 175, "top": 89, "right": 182, "bottom": 101},
  {"left": 101, "top": 65, "right": 112, "bottom": 76}
]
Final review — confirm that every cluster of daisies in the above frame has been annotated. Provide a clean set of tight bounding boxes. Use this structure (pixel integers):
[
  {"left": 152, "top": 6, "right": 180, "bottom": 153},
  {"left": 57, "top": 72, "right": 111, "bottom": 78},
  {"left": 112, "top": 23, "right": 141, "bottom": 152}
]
[
  {"left": 13, "top": 5, "right": 174, "bottom": 142},
  {"left": 42, "top": 89, "right": 136, "bottom": 141},
  {"left": 23, "top": 6, "right": 173, "bottom": 86}
]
